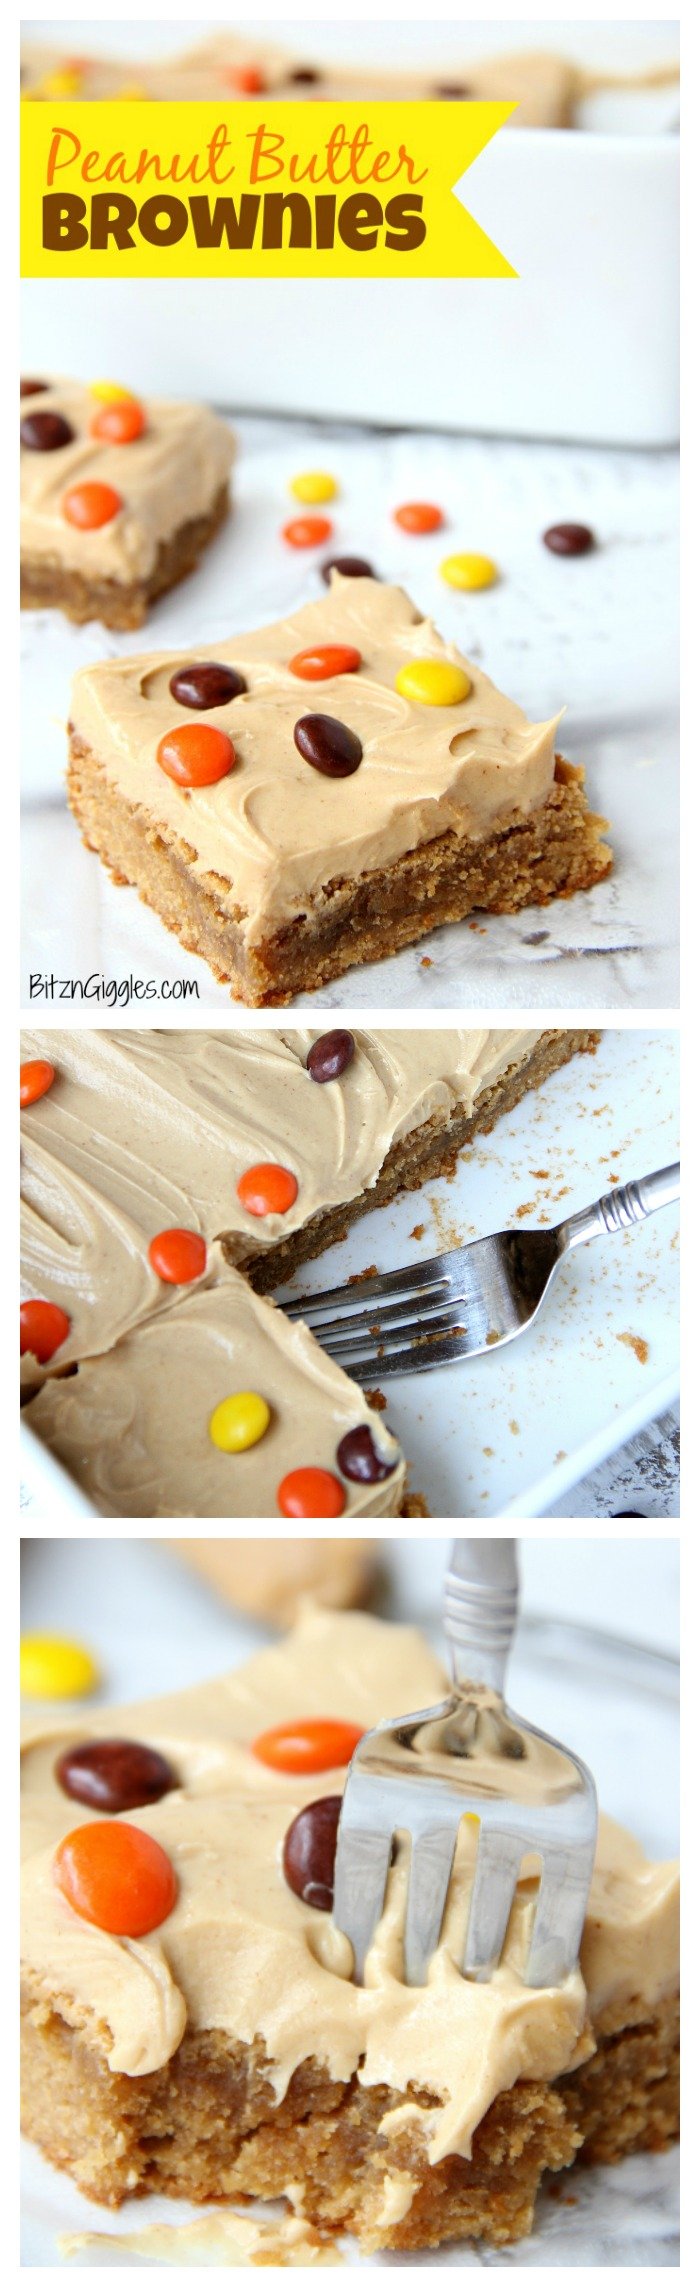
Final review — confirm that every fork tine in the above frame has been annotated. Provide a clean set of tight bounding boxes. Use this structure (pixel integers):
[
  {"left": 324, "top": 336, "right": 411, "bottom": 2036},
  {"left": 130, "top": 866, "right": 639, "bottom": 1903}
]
[
  {"left": 323, "top": 1305, "right": 467, "bottom": 1360},
  {"left": 463, "top": 1830, "right": 524, "bottom": 1980},
  {"left": 341, "top": 1327, "right": 512, "bottom": 1382},
  {"left": 283, "top": 1257, "right": 453, "bottom": 1318},
  {"left": 524, "top": 1848, "right": 593, "bottom": 1989},
  {"left": 403, "top": 1826, "right": 457, "bottom": 1985},
  {"left": 295, "top": 1287, "right": 459, "bottom": 1346},
  {"left": 332, "top": 1821, "right": 393, "bottom": 1985}
]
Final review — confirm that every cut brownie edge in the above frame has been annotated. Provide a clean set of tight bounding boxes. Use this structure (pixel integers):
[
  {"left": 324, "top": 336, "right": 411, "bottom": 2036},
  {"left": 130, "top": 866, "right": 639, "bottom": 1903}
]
[
  {"left": 22, "top": 483, "right": 230, "bottom": 631},
  {"left": 67, "top": 736, "right": 612, "bottom": 1006}
]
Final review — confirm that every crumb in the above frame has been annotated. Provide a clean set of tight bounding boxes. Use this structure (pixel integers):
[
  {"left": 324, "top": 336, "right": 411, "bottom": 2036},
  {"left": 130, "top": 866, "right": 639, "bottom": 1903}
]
[
  {"left": 485, "top": 1330, "right": 501, "bottom": 1347},
  {"left": 348, "top": 1265, "right": 378, "bottom": 1285},
  {"left": 410, "top": 1223, "right": 425, "bottom": 1241},
  {"left": 514, "top": 1200, "right": 537, "bottom": 1220},
  {"left": 554, "top": 1449, "right": 567, "bottom": 1462},
  {"left": 483, "top": 1445, "right": 494, "bottom": 1457},
  {"left": 530, "top": 1169, "right": 549, "bottom": 1180},
  {"left": 420, "top": 956, "right": 433, "bottom": 968},
  {"left": 365, "top": 1388, "right": 387, "bottom": 1412},
  {"left": 509, "top": 1419, "right": 520, "bottom": 1436},
  {"left": 617, "top": 1332, "right": 649, "bottom": 1365}
]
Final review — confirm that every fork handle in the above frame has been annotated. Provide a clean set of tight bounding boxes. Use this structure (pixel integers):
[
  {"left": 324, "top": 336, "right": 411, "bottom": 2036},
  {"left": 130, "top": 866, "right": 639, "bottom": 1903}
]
[
  {"left": 561, "top": 1162, "right": 680, "bottom": 1252},
  {"left": 443, "top": 1538, "right": 519, "bottom": 1694}
]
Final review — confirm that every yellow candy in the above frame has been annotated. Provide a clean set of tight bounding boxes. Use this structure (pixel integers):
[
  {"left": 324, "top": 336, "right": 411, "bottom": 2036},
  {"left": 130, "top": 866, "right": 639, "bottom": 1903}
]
[
  {"left": 440, "top": 552, "right": 499, "bottom": 592},
  {"left": 39, "top": 69, "right": 83, "bottom": 97},
  {"left": 116, "top": 83, "right": 148, "bottom": 100},
  {"left": 89, "top": 381, "right": 136, "bottom": 405},
  {"left": 209, "top": 1391, "right": 271, "bottom": 1453},
  {"left": 289, "top": 471, "right": 338, "bottom": 505},
  {"left": 20, "top": 1634, "right": 99, "bottom": 1701},
  {"left": 395, "top": 659, "right": 471, "bottom": 707}
]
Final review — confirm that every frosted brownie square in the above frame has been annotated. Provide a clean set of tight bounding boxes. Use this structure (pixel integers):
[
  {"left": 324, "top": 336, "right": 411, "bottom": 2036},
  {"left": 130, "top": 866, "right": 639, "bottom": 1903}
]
[
  {"left": 67, "top": 575, "right": 611, "bottom": 1003},
  {"left": 21, "top": 379, "right": 234, "bottom": 630}
]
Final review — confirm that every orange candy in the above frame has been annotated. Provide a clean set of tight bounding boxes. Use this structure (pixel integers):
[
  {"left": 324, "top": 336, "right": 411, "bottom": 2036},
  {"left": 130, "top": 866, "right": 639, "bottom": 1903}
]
[
  {"left": 62, "top": 481, "right": 123, "bottom": 530},
  {"left": 277, "top": 1467, "right": 346, "bottom": 1518},
  {"left": 252, "top": 1716, "right": 364, "bottom": 1774},
  {"left": 282, "top": 515, "right": 333, "bottom": 550},
  {"left": 237, "top": 1163, "right": 299, "bottom": 1218},
  {"left": 289, "top": 644, "right": 361, "bottom": 680},
  {"left": 54, "top": 1820, "right": 177, "bottom": 1937},
  {"left": 157, "top": 724, "right": 235, "bottom": 789},
  {"left": 20, "top": 1058, "right": 55, "bottom": 1108},
  {"left": 394, "top": 501, "right": 444, "bottom": 535},
  {"left": 148, "top": 1229, "right": 207, "bottom": 1284},
  {"left": 224, "top": 64, "right": 265, "bottom": 93},
  {"left": 20, "top": 1300, "right": 71, "bottom": 1364},
  {"left": 90, "top": 399, "right": 146, "bottom": 445}
]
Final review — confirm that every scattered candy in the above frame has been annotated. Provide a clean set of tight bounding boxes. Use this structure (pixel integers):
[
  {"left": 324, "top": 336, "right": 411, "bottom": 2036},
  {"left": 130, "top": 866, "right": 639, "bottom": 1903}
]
[
  {"left": 224, "top": 64, "right": 266, "bottom": 93},
  {"left": 20, "top": 1634, "right": 99, "bottom": 1701},
  {"left": 395, "top": 659, "right": 471, "bottom": 706},
  {"left": 322, "top": 555, "right": 375, "bottom": 584},
  {"left": 209, "top": 1391, "right": 271, "bottom": 1453},
  {"left": 440, "top": 551, "right": 498, "bottom": 591},
  {"left": 237, "top": 1163, "right": 298, "bottom": 1218},
  {"left": 277, "top": 1467, "right": 346, "bottom": 1518},
  {"left": 336, "top": 1425, "right": 398, "bottom": 1483},
  {"left": 54, "top": 1821, "right": 177, "bottom": 1936},
  {"left": 282, "top": 515, "right": 333, "bottom": 549},
  {"left": 20, "top": 1058, "right": 55, "bottom": 1108},
  {"left": 289, "top": 644, "right": 361, "bottom": 681},
  {"left": 90, "top": 399, "right": 146, "bottom": 445},
  {"left": 169, "top": 662, "right": 246, "bottom": 710},
  {"left": 89, "top": 381, "right": 137, "bottom": 405},
  {"left": 289, "top": 471, "right": 338, "bottom": 505},
  {"left": 56, "top": 1737, "right": 175, "bottom": 1813},
  {"left": 294, "top": 713, "right": 363, "bottom": 778},
  {"left": 20, "top": 1299, "right": 70, "bottom": 1364},
  {"left": 62, "top": 482, "right": 122, "bottom": 530},
  {"left": 283, "top": 1796, "right": 341, "bottom": 1909},
  {"left": 394, "top": 501, "right": 444, "bottom": 535},
  {"left": 148, "top": 1228, "right": 207, "bottom": 1285},
  {"left": 307, "top": 1030, "right": 356, "bottom": 1083},
  {"left": 543, "top": 522, "right": 595, "bottom": 557},
  {"left": 21, "top": 410, "right": 74, "bottom": 452},
  {"left": 157, "top": 723, "right": 235, "bottom": 788},
  {"left": 253, "top": 1717, "right": 364, "bottom": 1775},
  {"left": 40, "top": 67, "right": 83, "bottom": 97},
  {"left": 20, "top": 379, "right": 49, "bottom": 397}
]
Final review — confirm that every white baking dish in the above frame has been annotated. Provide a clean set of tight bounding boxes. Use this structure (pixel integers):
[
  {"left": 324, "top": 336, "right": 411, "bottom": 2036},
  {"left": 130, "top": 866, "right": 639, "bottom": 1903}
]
[{"left": 20, "top": 1027, "right": 679, "bottom": 1521}]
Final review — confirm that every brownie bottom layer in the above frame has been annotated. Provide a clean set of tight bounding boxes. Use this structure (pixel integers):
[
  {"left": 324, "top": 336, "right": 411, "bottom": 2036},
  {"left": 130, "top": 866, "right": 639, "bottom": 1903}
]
[
  {"left": 22, "top": 484, "right": 230, "bottom": 631},
  {"left": 20, "top": 1984, "right": 679, "bottom": 2252},
  {"left": 234, "top": 1030, "right": 600, "bottom": 1293},
  {"left": 66, "top": 744, "right": 611, "bottom": 1005}
]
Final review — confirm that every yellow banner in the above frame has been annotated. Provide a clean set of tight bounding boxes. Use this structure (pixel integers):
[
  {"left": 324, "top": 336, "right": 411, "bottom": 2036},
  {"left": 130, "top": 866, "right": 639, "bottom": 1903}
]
[{"left": 21, "top": 101, "right": 517, "bottom": 278}]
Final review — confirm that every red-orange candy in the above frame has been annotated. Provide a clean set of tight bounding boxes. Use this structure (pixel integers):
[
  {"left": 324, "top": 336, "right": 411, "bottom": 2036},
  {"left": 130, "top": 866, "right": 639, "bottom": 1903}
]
[
  {"left": 252, "top": 1717, "right": 364, "bottom": 1774},
  {"left": 224, "top": 63, "right": 265, "bottom": 93},
  {"left": 277, "top": 1467, "right": 346, "bottom": 1518},
  {"left": 289, "top": 644, "right": 361, "bottom": 681},
  {"left": 62, "top": 481, "right": 123, "bottom": 530},
  {"left": 237, "top": 1163, "right": 298, "bottom": 1218},
  {"left": 54, "top": 1820, "right": 177, "bottom": 1936},
  {"left": 20, "top": 1300, "right": 71, "bottom": 1364},
  {"left": 282, "top": 515, "right": 333, "bottom": 549},
  {"left": 156, "top": 724, "right": 235, "bottom": 788},
  {"left": 20, "top": 1059, "right": 55, "bottom": 1108},
  {"left": 90, "top": 399, "right": 146, "bottom": 444},
  {"left": 148, "top": 1229, "right": 207, "bottom": 1284},
  {"left": 394, "top": 501, "right": 444, "bottom": 534}
]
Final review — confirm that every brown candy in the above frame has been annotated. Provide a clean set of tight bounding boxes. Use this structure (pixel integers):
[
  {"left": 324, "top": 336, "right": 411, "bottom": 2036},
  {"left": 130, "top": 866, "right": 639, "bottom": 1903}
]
[
  {"left": 307, "top": 1030, "right": 356, "bottom": 1083},
  {"left": 543, "top": 523, "right": 595, "bottom": 557},
  {"left": 169, "top": 662, "right": 247, "bottom": 710},
  {"left": 294, "top": 713, "right": 363, "bottom": 778},
  {"left": 289, "top": 67, "right": 321, "bottom": 83},
  {"left": 434, "top": 83, "right": 471, "bottom": 97},
  {"left": 55, "top": 1737, "right": 176, "bottom": 1814},
  {"left": 322, "top": 555, "right": 376, "bottom": 584},
  {"left": 282, "top": 1795, "right": 342, "bottom": 1911},
  {"left": 336, "top": 1425, "right": 398, "bottom": 1483},
  {"left": 21, "top": 410, "right": 74, "bottom": 452},
  {"left": 20, "top": 378, "right": 49, "bottom": 397}
]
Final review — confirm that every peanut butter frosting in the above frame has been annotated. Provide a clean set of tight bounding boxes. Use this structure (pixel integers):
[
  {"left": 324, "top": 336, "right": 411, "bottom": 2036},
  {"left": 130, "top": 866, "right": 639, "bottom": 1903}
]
[
  {"left": 70, "top": 577, "right": 562, "bottom": 937},
  {"left": 20, "top": 1610, "right": 680, "bottom": 2165},
  {"left": 21, "top": 381, "right": 234, "bottom": 584}
]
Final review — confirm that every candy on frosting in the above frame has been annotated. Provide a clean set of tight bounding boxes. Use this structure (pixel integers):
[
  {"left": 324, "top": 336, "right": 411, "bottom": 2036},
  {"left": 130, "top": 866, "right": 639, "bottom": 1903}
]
[
  {"left": 69, "top": 579, "right": 563, "bottom": 941},
  {"left": 20, "top": 1610, "right": 680, "bottom": 2164},
  {"left": 21, "top": 380, "right": 234, "bottom": 583}
]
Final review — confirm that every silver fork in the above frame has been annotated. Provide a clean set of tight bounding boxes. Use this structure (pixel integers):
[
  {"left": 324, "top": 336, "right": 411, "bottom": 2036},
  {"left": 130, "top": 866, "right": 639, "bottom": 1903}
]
[
  {"left": 333, "top": 1538, "right": 598, "bottom": 1988},
  {"left": 285, "top": 1163, "right": 679, "bottom": 1381}
]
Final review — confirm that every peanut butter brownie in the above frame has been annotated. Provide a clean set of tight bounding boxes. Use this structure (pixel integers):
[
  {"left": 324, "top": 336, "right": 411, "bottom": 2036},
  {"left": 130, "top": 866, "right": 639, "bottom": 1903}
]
[
  {"left": 20, "top": 1610, "right": 680, "bottom": 2252},
  {"left": 21, "top": 380, "right": 234, "bottom": 630},
  {"left": 67, "top": 577, "right": 611, "bottom": 1004}
]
